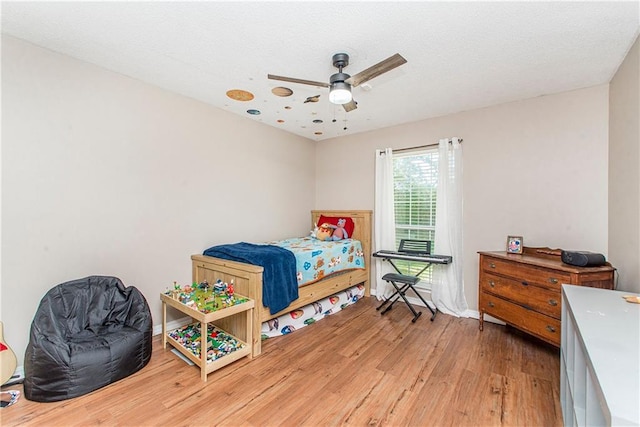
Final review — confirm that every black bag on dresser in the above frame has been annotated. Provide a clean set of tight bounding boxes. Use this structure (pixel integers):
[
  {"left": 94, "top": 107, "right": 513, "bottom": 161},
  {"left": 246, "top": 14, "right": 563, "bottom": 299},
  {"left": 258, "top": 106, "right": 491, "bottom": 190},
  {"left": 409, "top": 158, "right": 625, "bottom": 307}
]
[{"left": 561, "top": 250, "right": 606, "bottom": 267}]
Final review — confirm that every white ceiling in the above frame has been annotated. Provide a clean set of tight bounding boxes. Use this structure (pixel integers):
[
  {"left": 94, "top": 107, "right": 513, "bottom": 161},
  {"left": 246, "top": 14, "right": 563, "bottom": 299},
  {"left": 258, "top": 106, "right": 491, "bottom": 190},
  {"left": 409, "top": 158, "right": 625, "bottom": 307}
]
[{"left": 2, "top": 1, "right": 639, "bottom": 141}]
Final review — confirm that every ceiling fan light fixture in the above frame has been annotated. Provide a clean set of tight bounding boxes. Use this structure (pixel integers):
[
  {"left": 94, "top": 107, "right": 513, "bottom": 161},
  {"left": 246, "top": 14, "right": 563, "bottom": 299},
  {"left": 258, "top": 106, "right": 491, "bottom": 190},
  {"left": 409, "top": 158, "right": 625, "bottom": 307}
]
[
  {"left": 329, "top": 81, "right": 352, "bottom": 104},
  {"left": 268, "top": 52, "right": 406, "bottom": 114}
]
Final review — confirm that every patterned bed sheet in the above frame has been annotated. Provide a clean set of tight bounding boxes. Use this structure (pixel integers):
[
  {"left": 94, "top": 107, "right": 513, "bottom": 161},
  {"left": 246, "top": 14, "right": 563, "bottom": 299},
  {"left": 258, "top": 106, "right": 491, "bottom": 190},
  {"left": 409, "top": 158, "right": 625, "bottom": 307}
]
[
  {"left": 261, "top": 284, "right": 365, "bottom": 339},
  {"left": 269, "top": 237, "right": 365, "bottom": 286}
]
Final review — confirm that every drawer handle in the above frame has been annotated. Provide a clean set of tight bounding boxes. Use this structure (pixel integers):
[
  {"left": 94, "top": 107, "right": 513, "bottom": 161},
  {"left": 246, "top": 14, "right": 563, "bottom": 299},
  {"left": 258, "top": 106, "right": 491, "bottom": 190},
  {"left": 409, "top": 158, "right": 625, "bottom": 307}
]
[
  {"left": 521, "top": 281, "right": 529, "bottom": 286},
  {"left": 548, "top": 299, "right": 558, "bottom": 306},
  {"left": 546, "top": 325, "right": 556, "bottom": 333},
  {"left": 548, "top": 278, "right": 558, "bottom": 284},
  {"left": 488, "top": 301, "right": 495, "bottom": 308},
  {"left": 489, "top": 281, "right": 495, "bottom": 288},
  {"left": 489, "top": 263, "right": 496, "bottom": 269}
]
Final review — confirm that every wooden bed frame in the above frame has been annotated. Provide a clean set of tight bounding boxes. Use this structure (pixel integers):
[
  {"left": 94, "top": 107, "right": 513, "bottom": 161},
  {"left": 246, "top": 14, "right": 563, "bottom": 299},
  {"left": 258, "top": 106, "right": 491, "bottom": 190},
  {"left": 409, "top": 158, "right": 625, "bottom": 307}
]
[{"left": 191, "top": 210, "right": 372, "bottom": 357}]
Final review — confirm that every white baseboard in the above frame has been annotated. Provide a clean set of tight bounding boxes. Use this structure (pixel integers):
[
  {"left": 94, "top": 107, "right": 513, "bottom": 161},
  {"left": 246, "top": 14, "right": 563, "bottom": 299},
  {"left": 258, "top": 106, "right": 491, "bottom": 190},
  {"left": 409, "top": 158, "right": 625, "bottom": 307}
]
[
  {"left": 4, "top": 366, "right": 24, "bottom": 386},
  {"left": 152, "top": 316, "right": 191, "bottom": 336},
  {"left": 478, "top": 313, "right": 506, "bottom": 325},
  {"left": 371, "top": 288, "right": 505, "bottom": 324}
]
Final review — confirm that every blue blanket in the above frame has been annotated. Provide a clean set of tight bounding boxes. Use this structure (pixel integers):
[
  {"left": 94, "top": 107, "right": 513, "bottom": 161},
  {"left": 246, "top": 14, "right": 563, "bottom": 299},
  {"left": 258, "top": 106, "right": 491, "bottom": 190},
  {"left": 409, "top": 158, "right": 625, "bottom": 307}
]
[{"left": 203, "top": 242, "right": 299, "bottom": 315}]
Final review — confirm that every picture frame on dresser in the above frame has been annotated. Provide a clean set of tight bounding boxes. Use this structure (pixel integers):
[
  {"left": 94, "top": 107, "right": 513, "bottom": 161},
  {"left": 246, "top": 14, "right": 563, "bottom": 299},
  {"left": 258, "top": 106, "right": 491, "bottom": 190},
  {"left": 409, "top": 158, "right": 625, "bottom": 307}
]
[{"left": 506, "top": 235, "right": 523, "bottom": 253}]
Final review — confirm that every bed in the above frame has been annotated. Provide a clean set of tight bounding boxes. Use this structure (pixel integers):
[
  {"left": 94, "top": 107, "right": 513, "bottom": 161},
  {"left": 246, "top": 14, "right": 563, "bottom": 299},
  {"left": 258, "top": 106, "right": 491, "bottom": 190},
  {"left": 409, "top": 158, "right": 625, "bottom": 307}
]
[{"left": 191, "top": 210, "right": 372, "bottom": 357}]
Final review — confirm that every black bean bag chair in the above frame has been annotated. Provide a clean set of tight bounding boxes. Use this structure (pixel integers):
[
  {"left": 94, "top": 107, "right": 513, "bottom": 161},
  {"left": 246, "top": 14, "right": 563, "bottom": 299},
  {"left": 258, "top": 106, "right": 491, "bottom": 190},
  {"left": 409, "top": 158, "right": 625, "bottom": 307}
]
[{"left": 24, "top": 276, "right": 152, "bottom": 402}]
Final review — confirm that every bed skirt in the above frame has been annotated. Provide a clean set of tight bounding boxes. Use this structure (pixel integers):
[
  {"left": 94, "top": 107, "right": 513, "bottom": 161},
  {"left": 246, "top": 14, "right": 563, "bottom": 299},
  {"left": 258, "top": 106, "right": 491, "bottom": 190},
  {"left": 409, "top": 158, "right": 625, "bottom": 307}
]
[{"left": 261, "top": 284, "right": 365, "bottom": 339}]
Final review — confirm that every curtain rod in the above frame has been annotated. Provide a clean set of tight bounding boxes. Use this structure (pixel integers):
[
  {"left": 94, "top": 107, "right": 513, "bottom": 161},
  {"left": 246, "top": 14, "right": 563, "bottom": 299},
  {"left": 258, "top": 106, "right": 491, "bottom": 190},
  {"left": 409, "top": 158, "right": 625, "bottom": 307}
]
[{"left": 390, "top": 138, "right": 463, "bottom": 154}]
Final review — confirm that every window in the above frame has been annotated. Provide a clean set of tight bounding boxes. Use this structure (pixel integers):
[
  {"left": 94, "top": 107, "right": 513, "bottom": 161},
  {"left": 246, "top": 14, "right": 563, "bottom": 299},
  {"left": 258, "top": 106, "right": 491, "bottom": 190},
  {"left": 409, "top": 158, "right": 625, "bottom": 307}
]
[{"left": 393, "top": 148, "right": 439, "bottom": 283}]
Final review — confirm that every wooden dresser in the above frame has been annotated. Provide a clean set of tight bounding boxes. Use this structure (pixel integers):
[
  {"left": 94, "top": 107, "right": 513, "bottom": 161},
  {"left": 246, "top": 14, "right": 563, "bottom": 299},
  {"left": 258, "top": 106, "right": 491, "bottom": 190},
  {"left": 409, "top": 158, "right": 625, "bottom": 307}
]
[{"left": 478, "top": 247, "right": 615, "bottom": 347}]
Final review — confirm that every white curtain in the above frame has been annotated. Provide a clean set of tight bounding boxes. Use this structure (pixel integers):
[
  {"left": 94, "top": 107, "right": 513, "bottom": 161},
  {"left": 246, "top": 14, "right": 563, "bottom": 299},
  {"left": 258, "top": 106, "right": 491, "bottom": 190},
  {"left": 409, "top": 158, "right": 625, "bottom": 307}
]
[
  {"left": 432, "top": 138, "right": 468, "bottom": 316},
  {"left": 374, "top": 148, "right": 397, "bottom": 299}
]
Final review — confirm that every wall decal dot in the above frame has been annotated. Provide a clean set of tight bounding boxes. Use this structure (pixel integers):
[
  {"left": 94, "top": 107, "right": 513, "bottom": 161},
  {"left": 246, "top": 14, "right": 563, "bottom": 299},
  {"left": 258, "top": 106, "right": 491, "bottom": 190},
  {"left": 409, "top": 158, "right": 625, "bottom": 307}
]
[
  {"left": 277, "top": 119, "right": 285, "bottom": 123},
  {"left": 313, "top": 119, "right": 323, "bottom": 124},
  {"left": 247, "top": 109, "right": 261, "bottom": 115},
  {"left": 226, "top": 89, "right": 254, "bottom": 101},
  {"left": 284, "top": 106, "right": 292, "bottom": 110},
  {"left": 272, "top": 87, "right": 293, "bottom": 97},
  {"left": 314, "top": 131, "right": 323, "bottom": 135}
]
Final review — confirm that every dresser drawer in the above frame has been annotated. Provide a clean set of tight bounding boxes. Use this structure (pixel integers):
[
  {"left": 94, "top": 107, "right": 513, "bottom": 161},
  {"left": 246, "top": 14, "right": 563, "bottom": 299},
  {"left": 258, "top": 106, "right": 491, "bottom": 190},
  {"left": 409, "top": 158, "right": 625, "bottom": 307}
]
[
  {"left": 480, "top": 293, "right": 560, "bottom": 346},
  {"left": 481, "top": 257, "right": 570, "bottom": 290},
  {"left": 481, "top": 272, "right": 561, "bottom": 319}
]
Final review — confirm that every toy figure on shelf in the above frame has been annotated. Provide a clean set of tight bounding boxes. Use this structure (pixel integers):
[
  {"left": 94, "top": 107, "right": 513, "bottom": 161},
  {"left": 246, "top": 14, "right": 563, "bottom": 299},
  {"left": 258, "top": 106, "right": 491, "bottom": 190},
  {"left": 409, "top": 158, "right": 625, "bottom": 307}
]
[
  {"left": 214, "top": 279, "right": 225, "bottom": 293},
  {"left": 170, "top": 281, "right": 181, "bottom": 300},
  {"left": 199, "top": 280, "right": 209, "bottom": 290},
  {"left": 227, "top": 281, "right": 234, "bottom": 297}
]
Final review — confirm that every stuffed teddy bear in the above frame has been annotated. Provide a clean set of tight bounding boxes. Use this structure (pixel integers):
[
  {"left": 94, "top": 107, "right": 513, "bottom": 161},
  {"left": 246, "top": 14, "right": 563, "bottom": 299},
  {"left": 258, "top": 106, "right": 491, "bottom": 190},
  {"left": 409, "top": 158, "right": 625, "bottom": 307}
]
[
  {"left": 329, "top": 218, "right": 349, "bottom": 240},
  {"left": 314, "top": 223, "right": 334, "bottom": 241}
]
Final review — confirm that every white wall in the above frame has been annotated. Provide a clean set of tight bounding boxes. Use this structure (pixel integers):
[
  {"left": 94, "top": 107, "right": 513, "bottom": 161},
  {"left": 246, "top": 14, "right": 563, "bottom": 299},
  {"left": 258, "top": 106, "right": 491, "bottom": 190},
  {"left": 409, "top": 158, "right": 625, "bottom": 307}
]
[
  {"left": 316, "top": 85, "right": 610, "bottom": 311},
  {"left": 609, "top": 35, "right": 640, "bottom": 293},
  {"left": 1, "top": 36, "right": 316, "bottom": 365}
]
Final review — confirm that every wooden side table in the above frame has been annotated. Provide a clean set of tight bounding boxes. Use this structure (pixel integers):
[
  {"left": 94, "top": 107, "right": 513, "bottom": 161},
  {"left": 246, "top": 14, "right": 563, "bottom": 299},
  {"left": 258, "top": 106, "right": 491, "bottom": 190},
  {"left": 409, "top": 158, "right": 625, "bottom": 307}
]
[{"left": 161, "top": 290, "right": 254, "bottom": 381}]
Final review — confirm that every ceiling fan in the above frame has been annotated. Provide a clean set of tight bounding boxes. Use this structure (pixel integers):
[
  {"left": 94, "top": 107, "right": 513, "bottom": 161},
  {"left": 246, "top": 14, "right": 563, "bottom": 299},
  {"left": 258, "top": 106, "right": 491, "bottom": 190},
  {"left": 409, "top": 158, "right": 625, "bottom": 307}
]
[{"left": 268, "top": 52, "right": 407, "bottom": 112}]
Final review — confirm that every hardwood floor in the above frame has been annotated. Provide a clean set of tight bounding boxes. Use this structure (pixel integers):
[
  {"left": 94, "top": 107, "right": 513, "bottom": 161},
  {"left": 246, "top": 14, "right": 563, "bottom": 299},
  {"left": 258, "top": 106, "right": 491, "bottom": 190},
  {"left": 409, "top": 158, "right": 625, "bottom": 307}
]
[{"left": 1, "top": 297, "right": 562, "bottom": 426}]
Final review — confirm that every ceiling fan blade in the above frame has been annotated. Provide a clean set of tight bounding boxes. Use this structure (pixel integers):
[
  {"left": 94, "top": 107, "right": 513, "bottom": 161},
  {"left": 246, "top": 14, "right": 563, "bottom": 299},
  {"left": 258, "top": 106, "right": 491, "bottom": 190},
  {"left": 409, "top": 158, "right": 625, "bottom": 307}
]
[
  {"left": 346, "top": 53, "right": 407, "bottom": 87},
  {"left": 342, "top": 100, "right": 358, "bottom": 112},
  {"left": 268, "top": 74, "right": 329, "bottom": 88}
]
